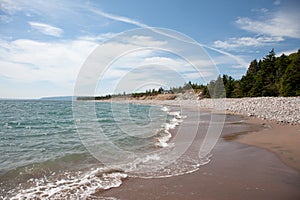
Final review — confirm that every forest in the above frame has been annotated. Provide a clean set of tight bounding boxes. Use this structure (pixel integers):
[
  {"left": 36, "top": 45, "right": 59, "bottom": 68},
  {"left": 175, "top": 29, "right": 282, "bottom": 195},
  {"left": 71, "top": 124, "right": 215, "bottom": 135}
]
[{"left": 197, "top": 49, "right": 300, "bottom": 98}]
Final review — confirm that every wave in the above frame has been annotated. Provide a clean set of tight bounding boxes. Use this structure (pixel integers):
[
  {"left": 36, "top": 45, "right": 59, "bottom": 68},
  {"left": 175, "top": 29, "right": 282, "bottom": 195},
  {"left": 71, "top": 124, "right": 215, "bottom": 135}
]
[
  {"left": 2, "top": 104, "right": 212, "bottom": 199},
  {"left": 117, "top": 106, "right": 210, "bottom": 178},
  {"left": 4, "top": 153, "right": 210, "bottom": 199},
  {"left": 155, "top": 106, "right": 184, "bottom": 148},
  {"left": 6, "top": 167, "right": 127, "bottom": 200}
]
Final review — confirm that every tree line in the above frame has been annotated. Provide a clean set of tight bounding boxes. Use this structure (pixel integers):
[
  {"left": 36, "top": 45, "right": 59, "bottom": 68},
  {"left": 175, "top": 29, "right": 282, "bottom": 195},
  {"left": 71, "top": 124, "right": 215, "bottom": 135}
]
[
  {"left": 77, "top": 88, "right": 166, "bottom": 100},
  {"left": 199, "top": 49, "right": 300, "bottom": 98}
]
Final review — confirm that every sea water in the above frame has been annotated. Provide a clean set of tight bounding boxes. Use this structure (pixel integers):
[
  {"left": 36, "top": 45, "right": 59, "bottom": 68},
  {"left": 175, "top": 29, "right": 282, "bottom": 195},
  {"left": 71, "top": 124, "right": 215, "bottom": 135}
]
[{"left": 0, "top": 100, "right": 192, "bottom": 199}]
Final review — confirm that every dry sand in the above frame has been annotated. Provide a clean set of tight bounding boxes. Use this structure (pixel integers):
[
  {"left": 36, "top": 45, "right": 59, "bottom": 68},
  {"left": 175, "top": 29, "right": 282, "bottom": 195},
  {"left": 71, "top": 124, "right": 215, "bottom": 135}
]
[{"left": 238, "top": 118, "right": 300, "bottom": 172}]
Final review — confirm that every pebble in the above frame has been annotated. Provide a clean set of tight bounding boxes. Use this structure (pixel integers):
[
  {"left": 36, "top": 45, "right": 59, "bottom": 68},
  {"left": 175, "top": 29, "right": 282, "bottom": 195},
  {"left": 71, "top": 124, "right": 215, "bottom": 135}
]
[
  {"left": 126, "top": 96, "right": 300, "bottom": 125},
  {"left": 187, "top": 97, "right": 300, "bottom": 125}
]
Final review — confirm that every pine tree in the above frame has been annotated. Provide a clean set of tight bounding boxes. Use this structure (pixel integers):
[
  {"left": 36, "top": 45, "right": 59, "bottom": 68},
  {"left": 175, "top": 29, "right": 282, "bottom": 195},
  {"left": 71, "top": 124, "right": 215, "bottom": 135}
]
[{"left": 281, "top": 50, "right": 300, "bottom": 96}]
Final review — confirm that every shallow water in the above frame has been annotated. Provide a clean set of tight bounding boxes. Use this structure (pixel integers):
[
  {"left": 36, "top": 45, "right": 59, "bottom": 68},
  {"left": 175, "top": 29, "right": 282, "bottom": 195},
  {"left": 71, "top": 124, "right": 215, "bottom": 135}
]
[{"left": 0, "top": 100, "right": 192, "bottom": 199}]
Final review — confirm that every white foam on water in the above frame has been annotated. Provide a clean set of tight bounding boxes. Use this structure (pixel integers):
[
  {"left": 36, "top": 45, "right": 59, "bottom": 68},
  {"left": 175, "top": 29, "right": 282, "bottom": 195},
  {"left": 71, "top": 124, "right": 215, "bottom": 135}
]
[
  {"left": 168, "top": 111, "right": 182, "bottom": 119},
  {"left": 160, "top": 106, "right": 170, "bottom": 112},
  {"left": 6, "top": 168, "right": 127, "bottom": 200},
  {"left": 156, "top": 130, "right": 172, "bottom": 148},
  {"left": 122, "top": 107, "right": 211, "bottom": 178},
  {"left": 127, "top": 154, "right": 212, "bottom": 179},
  {"left": 4, "top": 123, "right": 12, "bottom": 129},
  {"left": 126, "top": 154, "right": 161, "bottom": 172},
  {"left": 155, "top": 108, "right": 185, "bottom": 148},
  {"left": 4, "top": 105, "right": 209, "bottom": 199},
  {"left": 25, "top": 125, "right": 31, "bottom": 129}
]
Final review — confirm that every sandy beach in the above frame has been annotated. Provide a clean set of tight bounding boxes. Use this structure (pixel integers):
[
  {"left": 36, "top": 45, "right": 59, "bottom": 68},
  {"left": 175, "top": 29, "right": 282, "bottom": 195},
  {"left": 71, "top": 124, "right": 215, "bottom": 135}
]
[
  {"left": 238, "top": 118, "right": 300, "bottom": 172},
  {"left": 98, "top": 99, "right": 300, "bottom": 200},
  {"left": 4, "top": 98, "right": 298, "bottom": 199}
]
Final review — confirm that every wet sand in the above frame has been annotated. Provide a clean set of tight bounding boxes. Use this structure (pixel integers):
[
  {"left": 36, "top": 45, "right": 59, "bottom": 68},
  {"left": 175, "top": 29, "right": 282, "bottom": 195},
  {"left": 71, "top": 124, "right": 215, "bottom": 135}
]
[{"left": 100, "top": 107, "right": 300, "bottom": 200}]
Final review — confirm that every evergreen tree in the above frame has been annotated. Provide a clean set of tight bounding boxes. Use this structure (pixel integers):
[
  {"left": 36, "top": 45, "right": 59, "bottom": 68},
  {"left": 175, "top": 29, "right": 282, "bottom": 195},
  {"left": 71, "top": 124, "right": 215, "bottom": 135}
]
[
  {"left": 275, "top": 54, "right": 290, "bottom": 95},
  {"left": 260, "top": 49, "right": 277, "bottom": 96},
  {"left": 281, "top": 50, "right": 300, "bottom": 96},
  {"left": 223, "top": 75, "right": 235, "bottom": 98},
  {"left": 207, "top": 75, "right": 225, "bottom": 98}
]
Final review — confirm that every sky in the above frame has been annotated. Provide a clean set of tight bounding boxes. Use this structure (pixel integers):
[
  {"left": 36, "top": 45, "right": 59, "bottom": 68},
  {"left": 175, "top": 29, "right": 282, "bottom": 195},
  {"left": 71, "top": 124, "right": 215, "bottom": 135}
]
[{"left": 0, "top": 0, "right": 299, "bottom": 98}]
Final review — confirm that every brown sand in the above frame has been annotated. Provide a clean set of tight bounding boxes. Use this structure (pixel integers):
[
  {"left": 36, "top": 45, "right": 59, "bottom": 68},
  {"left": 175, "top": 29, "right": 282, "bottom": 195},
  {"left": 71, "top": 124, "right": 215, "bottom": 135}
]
[
  {"left": 99, "top": 108, "right": 300, "bottom": 200},
  {"left": 238, "top": 118, "right": 300, "bottom": 172},
  {"left": 101, "top": 143, "right": 300, "bottom": 200}
]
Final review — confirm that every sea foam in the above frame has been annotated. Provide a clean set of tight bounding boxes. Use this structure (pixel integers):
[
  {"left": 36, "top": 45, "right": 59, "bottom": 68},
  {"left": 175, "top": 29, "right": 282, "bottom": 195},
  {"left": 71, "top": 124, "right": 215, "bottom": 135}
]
[
  {"left": 7, "top": 168, "right": 127, "bottom": 200},
  {"left": 155, "top": 107, "right": 185, "bottom": 148}
]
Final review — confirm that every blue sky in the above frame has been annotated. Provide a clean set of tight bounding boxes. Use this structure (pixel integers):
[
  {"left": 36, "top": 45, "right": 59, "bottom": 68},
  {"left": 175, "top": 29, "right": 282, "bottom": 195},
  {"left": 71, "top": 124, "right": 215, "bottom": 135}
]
[{"left": 0, "top": 0, "right": 299, "bottom": 98}]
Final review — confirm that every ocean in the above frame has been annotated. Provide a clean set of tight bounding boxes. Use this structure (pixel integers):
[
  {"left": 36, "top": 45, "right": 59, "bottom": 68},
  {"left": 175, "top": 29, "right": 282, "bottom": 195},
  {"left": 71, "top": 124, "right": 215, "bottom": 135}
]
[{"left": 0, "top": 100, "right": 206, "bottom": 199}]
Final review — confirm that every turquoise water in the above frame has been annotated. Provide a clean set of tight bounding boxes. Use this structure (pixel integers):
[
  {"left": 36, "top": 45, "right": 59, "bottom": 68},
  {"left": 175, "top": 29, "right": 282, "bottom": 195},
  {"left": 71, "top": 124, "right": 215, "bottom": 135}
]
[
  {"left": 0, "top": 100, "right": 181, "bottom": 199},
  {"left": 0, "top": 100, "right": 83, "bottom": 174}
]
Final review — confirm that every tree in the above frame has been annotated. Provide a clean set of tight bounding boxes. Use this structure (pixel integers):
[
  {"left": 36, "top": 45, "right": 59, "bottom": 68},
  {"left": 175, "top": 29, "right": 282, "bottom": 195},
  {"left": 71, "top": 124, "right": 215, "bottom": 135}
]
[
  {"left": 223, "top": 75, "right": 235, "bottom": 98},
  {"left": 280, "top": 50, "right": 300, "bottom": 96},
  {"left": 158, "top": 87, "right": 164, "bottom": 94},
  {"left": 275, "top": 54, "right": 290, "bottom": 95},
  {"left": 207, "top": 76, "right": 225, "bottom": 98},
  {"left": 259, "top": 49, "right": 278, "bottom": 96}
]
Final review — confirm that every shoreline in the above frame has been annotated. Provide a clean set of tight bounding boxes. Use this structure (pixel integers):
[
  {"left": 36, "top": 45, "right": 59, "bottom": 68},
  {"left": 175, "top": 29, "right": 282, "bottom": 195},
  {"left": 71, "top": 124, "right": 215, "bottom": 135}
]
[
  {"left": 3, "top": 99, "right": 299, "bottom": 199},
  {"left": 101, "top": 98, "right": 300, "bottom": 172},
  {"left": 99, "top": 104, "right": 300, "bottom": 199},
  {"left": 98, "top": 96, "right": 300, "bottom": 125}
]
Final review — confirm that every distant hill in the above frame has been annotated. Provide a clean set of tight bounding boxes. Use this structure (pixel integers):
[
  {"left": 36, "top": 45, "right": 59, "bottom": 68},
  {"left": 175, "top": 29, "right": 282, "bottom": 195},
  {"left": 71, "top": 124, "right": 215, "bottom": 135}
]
[{"left": 40, "top": 96, "right": 75, "bottom": 101}]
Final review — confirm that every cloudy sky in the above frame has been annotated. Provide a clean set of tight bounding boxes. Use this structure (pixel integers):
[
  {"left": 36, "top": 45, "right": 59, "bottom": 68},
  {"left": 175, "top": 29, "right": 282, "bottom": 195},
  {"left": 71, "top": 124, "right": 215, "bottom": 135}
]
[{"left": 0, "top": 0, "right": 299, "bottom": 98}]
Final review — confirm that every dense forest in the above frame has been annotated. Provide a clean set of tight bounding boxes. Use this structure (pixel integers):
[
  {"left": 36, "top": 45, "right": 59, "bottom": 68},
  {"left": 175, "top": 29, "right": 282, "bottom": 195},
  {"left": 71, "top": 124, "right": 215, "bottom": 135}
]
[
  {"left": 198, "top": 49, "right": 300, "bottom": 98},
  {"left": 77, "top": 49, "right": 300, "bottom": 100}
]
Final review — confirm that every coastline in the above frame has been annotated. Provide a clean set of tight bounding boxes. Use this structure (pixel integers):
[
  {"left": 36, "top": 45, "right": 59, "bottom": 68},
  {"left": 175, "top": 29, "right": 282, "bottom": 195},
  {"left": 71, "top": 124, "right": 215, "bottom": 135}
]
[
  {"left": 104, "top": 98, "right": 300, "bottom": 172},
  {"left": 3, "top": 98, "right": 299, "bottom": 199},
  {"left": 99, "top": 103, "right": 300, "bottom": 199},
  {"left": 96, "top": 98, "right": 300, "bottom": 199}
]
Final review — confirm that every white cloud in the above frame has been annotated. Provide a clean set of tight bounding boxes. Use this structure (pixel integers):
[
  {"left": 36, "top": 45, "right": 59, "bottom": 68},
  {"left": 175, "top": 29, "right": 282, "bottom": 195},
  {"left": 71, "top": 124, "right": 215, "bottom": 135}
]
[
  {"left": 236, "top": 9, "right": 300, "bottom": 38},
  {"left": 0, "top": 0, "right": 20, "bottom": 14},
  {"left": 0, "top": 38, "right": 98, "bottom": 96},
  {"left": 29, "top": 21, "right": 63, "bottom": 37},
  {"left": 89, "top": 8, "right": 149, "bottom": 29},
  {"left": 0, "top": 33, "right": 245, "bottom": 98},
  {"left": 0, "top": 34, "right": 176, "bottom": 97},
  {"left": 277, "top": 48, "right": 299, "bottom": 56},
  {"left": 274, "top": 0, "right": 281, "bottom": 6},
  {"left": 0, "top": 0, "right": 73, "bottom": 16},
  {"left": 231, "top": 65, "right": 247, "bottom": 69},
  {"left": 78, "top": 33, "right": 117, "bottom": 42},
  {"left": 214, "top": 36, "right": 284, "bottom": 50},
  {"left": 98, "top": 50, "right": 217, "bottom": 90},
  {"left": 126, "top": 35, "right": 168, "bottom": 47},
  {"left": 201, "top": 44, "right": 250, "bottom": 69},
  {"left": 0, "top": 0, "right": 251, "bottom": 97},
  {"left": 103, "top": 50, "right": 216, "bottom": 79}
]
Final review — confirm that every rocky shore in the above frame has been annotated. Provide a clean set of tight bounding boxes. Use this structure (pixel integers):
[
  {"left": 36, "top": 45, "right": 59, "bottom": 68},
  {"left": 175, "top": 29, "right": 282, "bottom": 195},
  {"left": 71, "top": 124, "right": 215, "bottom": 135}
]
[
  {"left": 225, "top": 97, "right": 300, "bottom": 125},
  {"left": 127, "top": 96, "right": 300, "bottom": 125},
  {"left": 196, "top": 97, "right": 300, "bottom": 125}
]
